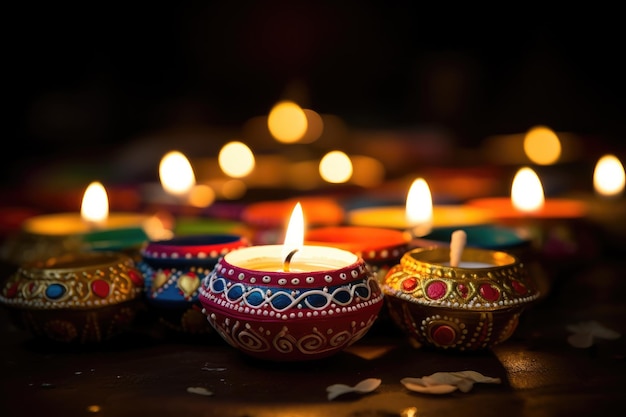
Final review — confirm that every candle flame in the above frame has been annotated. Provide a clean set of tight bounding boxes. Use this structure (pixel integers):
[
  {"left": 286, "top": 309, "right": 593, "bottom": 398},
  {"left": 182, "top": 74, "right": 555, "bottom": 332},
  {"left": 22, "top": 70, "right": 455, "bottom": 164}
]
[
  {"left": 405, "top": 178, "right": 433, "bottom": 235},
  {"left": 511, "top": 167, "right": 545, "bottom": 212},
  {"left": 283, "top": 202, "right": 305, "bottom": 260},
  {"left": 159, "top": 151, "right": 196, "bottom": 195},
  {"left": 81, "top": 181, "right": 109, "bottom": 224},
  {"left": 594, "top": 154, "right": 625, "bottom": 197}
]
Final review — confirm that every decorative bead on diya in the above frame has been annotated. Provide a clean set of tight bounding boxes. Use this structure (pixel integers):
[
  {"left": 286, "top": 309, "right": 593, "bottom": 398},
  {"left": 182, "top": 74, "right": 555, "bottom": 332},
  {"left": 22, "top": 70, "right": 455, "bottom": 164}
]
[
  {"left": 137, "top": 234, "right": 249, "bottom": 335},
  {"left": 0, "top": 251, "right": 145, "bottom": 344},
  {"left": 381, "top": 233, "right": 540, "bottom": 351}
]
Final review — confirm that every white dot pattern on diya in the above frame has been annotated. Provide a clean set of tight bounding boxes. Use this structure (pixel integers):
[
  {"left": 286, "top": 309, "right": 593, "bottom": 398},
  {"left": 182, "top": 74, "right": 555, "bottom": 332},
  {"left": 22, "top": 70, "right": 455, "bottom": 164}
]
[
  {"left": 199, "top": 275, "right": 383, "bottom": 315},
  {"left": 212, "top": 261, "right": 369, "bottom": 287}
]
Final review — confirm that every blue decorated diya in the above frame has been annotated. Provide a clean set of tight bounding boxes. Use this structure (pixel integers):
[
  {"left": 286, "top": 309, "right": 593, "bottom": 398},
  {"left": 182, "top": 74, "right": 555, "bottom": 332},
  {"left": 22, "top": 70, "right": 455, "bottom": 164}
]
[
  {"left": 137, "top": 234, "right": 249, "bottom": 335},
  {"left": 382, "top": 246, "right": 541, "bottom": 351},
  {"left": 0, "top": 251, "right": 145, "bottom": 343}
]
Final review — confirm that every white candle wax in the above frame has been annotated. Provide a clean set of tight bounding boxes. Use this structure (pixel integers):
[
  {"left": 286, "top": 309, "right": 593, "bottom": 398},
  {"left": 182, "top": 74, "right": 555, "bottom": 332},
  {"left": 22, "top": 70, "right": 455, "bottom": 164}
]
[{"left": 223, "top": 244, "right": 358, "bottom": 272}]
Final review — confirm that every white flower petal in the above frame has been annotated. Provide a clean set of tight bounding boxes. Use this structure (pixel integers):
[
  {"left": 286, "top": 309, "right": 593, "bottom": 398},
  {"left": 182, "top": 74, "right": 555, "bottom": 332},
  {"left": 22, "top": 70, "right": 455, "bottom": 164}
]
[
  {"left": 567, "top": 321, "right": 621, "bottom": 339},
  {"left": 448, "top": 370, "right": 502, "bottom": 384},
  {"left": 401, "top": 378, "right": 458, "bottom": 394},
  {"left": 401, "top": 371, "right": 501, "bottom": 395},
  {"left": 568, "top": 331, "right": 595, "bottom": 348},
  {"left": 588, "top": 322, "right": 621, "bottom": 340},
  {"left": 326, "top": 378, "right": 381, "bottom": 401},
  {"left": 187, "top": 387, "right": 213, "bottom": 396}
]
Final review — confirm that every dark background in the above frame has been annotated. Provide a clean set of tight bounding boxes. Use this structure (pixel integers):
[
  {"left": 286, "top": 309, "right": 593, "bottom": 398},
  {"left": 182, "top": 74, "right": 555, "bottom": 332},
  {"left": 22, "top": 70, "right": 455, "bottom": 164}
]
[{"left": 6, "top": 2, "right": 626, "bottom": 186}]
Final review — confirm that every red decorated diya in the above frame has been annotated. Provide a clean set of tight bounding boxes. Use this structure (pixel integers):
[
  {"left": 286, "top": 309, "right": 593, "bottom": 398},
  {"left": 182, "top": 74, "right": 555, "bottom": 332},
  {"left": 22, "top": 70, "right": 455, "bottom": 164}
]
[
  {"left": 0, "top": 251, "right": 145, "bottom": 344},
  {"left": 198, "top": 244, "right": 384, "bottom": 361},
  {"left": 381, "top": 246, "right": 541, "bottom": 351},
  {"left": 137, "top": 234, "right": 249, "bottom": 335}
]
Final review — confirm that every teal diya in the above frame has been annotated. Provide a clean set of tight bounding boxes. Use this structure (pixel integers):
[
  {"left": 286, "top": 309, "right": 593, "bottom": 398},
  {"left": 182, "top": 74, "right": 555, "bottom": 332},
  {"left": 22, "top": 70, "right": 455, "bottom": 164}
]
[
  {"left": 0, "top": 251, "right": 145, "bottom": 344},
  {"left": 137, "top": 234, "right": 249, "bottom": 335}
]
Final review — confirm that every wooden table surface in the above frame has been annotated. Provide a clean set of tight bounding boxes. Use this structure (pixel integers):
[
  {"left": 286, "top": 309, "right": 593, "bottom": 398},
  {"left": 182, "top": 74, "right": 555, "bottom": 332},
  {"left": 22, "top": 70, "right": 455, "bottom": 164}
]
[{"left": 1, "top": 237, "right": 625, "bottom": 417}]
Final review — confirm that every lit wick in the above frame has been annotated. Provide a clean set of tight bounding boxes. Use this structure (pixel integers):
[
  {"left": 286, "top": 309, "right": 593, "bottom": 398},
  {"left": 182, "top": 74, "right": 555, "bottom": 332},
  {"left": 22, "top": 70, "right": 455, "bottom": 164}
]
[{"left": 283, "top": 249, "right": 299, "bottom": 272}]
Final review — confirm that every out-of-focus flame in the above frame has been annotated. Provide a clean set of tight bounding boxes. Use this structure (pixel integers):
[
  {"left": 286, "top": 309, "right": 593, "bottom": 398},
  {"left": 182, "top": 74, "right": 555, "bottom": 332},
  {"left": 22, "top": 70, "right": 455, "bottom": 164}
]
[
  {"left": 188, "top": 184, "right": 216, "bottom": 208},
  {"left": 523, "top": 125, "right": 561, "bottom": 165},
  {"left": 81, "top": 181, "right": 108, "bottom": 224},
  {"left": 511, "top": 167, "right": 545, "bottom": 212},
  {"left": 319, "top": 151, "right": 353, "bottom": 183},
  {"left": 159, "top": 151, "right": 196, "bottom": 195},
  {"left": 405, "top": 178, "right": 433, "bottom": 236},
  {"left": 268, "top": 101, "right": 308, "bottom": 143},
  {"left": 219, "top": 141, "right": 255, "bottom": 178},
  {"left": 300, "top": 109, "right": 324, "bottom": 144},
  {"left": 594, "top": 154, "right": 625, "bottom": 197}
]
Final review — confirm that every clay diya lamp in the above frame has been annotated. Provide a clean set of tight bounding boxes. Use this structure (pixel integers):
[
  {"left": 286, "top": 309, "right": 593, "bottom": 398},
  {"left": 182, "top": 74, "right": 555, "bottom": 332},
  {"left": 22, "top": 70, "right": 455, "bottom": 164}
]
[
  {"left": 198, "top": 244, "right": 385, "bottom": 361},
  {"left": 137, "top": 234, "right": 249, "bottom": 335},
  {"left": 381, "top": 232, "right": 540, "bottom": 351},
  {"left": 0, "top": 251, "right": 145, "bottom": 344}
]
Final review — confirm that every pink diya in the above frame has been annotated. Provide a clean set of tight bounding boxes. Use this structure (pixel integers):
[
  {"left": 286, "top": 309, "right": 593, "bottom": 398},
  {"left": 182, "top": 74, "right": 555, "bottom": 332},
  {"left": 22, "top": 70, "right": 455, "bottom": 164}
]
[
  {"left": 137, "top": 234, "right": 249, "bottom": 335},
  {"left": 198, "top": 203, "right": 384, "bottom": 361},
  {"left": 0, "top": 251, "right": 145, "bottom": 344}
]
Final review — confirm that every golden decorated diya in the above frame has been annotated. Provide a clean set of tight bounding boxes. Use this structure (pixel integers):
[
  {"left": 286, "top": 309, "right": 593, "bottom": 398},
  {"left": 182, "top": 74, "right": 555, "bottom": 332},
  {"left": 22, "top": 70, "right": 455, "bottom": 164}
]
[
  {"left": 0, "top": 251, "right": 145, "bottom": 344},
  {"left": 381, "top": 244, "right": 541, "bottom": 351}
]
